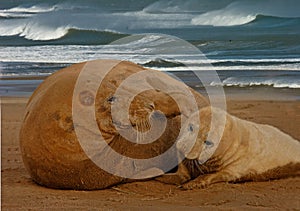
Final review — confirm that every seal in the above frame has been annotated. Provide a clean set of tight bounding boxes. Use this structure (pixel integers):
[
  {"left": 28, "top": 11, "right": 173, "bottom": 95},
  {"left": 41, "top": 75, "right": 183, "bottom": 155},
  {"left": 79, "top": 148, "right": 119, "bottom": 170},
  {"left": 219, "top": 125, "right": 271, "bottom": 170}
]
[
  {"left": 156, "top": 106, "right": 300, "bottom": 189},
  {"left": 20, "top": 59, "right": 208, "bottom": 190}
]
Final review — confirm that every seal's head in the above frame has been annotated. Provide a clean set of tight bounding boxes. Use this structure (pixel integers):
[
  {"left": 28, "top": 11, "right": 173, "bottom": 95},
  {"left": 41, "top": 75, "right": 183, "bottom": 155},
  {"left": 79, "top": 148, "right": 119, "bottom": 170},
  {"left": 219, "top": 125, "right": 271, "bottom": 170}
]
[
  {"left": 176, "top": 111, "right": 201, "bottom": 160},
  {"left": 175, "top": 107, "right": 221, "bottom": 178},
  {"left": 176, "top": 107, "right": 214, "bottom": 161}
]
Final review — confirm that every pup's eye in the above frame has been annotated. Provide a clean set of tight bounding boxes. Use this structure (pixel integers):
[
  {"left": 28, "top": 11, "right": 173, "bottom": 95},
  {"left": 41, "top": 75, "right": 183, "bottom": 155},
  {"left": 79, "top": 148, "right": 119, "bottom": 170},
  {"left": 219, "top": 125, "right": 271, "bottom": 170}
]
[
  {"left": 204, "top": 140, "right": 214, "bottom": 147},
  {"left": 188, "top": 124, "right": 194, "bottom": 132}
]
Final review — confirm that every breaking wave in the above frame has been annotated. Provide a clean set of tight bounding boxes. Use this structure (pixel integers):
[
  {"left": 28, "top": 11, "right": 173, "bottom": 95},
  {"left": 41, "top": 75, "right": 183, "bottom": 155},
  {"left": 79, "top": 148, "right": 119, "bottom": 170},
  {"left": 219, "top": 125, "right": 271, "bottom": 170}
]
[
  {"left": 191, "top": 0, "right": 300, "bottom": 26},
  {"left": 0, "top": 23, "right": 126, "bottom": 42},
  {"left": 0, "top": 4, "right": 59, "bottom": 19},
  {"left": 1, "top": 0, "right": 300, "bottom": 43}
]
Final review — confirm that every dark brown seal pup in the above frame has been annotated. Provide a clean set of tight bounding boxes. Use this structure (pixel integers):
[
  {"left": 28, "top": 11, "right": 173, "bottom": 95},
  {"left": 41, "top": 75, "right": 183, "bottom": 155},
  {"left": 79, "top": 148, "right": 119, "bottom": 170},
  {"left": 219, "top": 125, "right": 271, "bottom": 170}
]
[{"left": 157, "top": 106, "right": 300, "bottom": 189}]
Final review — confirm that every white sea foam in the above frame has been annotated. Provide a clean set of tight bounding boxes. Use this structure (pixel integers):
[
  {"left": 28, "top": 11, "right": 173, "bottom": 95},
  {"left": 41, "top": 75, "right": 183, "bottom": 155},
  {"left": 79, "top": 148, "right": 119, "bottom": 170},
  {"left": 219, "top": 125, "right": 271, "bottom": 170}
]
[
  {"left": 1, "top": 42, "right": 299, "bottom": 89},
  {"left": 2, "top": 5, "right": 58, "bottom": 14},
  {"left": 210, "top": 58, "right": 300, "bottom": 63},
  {"left": 0, "top": 13, "right": 123, "bottom": 41},
  {"left": 0, "top": 19, "right": 70, "bottom": 40},
  {"left": 0, "top": 4, "right": 57, "bottom": 21},
  {"left": 154, "top": 65, "right": 300, "bottom": 72},
  {"left": 2, "top": 0, "right": 299, "bottom": 41},
  {"left": 211, "top": 77, "right": 300, "bottom": 89},
  {"left": 0, "top": 72, "right": 51, "bottom": 77},
  {"left": 191, "top": 10, "right": 256, "bottom": 26},
  {"left": 0, "top": 23, "right": 25, "bottom": 36},
  {"left": 0, "top": 19, "right": 125, "bottom": 41},
  {"left": 1, "top": 44, "right": 300, "bottom": 71},
  {"left": 20, "top": 25, "right": 69, "bottom": 41},
  {"left": 0, "top": 12, "right": 33, "bottom": 18},
  {"left": 191, "top": 0, "right": 300, "bottom": 26}
]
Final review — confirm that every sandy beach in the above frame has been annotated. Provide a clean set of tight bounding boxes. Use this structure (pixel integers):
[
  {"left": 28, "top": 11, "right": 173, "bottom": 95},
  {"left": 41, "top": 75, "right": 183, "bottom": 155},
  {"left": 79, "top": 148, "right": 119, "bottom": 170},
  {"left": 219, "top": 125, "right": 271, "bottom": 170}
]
[
  {"left": 1, "top": 95, "right": 299, "bottom": 210},
  {"left": 1, "top": 0, "right": 300, "bottom": 209}
]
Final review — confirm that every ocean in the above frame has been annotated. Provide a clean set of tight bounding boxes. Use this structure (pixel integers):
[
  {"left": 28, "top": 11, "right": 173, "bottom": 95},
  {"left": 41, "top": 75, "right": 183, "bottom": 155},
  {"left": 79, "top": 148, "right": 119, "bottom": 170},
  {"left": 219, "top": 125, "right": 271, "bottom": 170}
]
[{"left": 0, "top": 0, "right": 300, "bottom": 99}]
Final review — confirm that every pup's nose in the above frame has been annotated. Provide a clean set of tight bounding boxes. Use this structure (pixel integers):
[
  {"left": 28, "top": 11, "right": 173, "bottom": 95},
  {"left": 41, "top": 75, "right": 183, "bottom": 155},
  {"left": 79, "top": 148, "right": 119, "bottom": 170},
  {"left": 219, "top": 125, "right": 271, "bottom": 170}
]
[{"left": 176, "top": 137, "right": 197, "bottom": 159}]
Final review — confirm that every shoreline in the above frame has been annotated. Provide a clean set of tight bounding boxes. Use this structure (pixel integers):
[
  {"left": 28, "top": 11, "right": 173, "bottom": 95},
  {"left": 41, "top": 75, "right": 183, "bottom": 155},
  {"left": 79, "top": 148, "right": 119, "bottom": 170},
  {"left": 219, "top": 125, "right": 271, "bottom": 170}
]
[
  {"left": 1, "top": 85, "right": 300, "bottom": 101},
  {"left": 1, "top": 95, "right": 300, "bottom": 209},
  {"left": 1, "top": 69, "right": 299, "bottom": 100}
]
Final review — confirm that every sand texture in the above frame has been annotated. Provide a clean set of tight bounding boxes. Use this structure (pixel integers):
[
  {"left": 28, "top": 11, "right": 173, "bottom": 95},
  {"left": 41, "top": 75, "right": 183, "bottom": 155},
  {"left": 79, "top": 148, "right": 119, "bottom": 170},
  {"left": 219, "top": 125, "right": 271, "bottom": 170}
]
[{"left": 2, "top": 96, "right": 300, "bottom": 210}]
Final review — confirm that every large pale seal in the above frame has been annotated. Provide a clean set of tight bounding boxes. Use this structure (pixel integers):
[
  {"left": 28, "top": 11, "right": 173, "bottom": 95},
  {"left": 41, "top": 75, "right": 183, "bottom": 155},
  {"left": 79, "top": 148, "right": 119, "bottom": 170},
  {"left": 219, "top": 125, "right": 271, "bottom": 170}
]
[
  {"left": 157, "top": 106, "right": 300, "bottom": 188},
  {"left": 20, "top": 59, "right": 208, "bottom": 190}
]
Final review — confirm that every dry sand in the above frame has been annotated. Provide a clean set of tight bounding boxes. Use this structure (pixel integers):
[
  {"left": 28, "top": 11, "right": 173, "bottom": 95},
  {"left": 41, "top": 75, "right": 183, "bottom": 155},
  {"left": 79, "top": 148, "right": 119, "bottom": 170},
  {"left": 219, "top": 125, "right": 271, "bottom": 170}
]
[{"left": 1, "top": 96, "right": 300, "bottom": 210}]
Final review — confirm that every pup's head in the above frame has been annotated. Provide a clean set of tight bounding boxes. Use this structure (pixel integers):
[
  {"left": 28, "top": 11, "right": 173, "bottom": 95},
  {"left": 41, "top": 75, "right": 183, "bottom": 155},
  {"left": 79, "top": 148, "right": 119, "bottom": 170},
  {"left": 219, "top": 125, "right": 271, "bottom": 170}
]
[{"left": 176, "top": 107, "right": 216, "bottom": 161}]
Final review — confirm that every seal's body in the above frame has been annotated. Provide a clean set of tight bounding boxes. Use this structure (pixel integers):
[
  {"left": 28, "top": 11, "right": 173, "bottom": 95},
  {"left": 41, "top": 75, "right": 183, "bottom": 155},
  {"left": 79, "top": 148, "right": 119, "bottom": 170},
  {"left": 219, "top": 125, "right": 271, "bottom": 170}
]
[
  {"left": 20, "top": 60, "right": 207, "bottom": 190},
  {"left": 157, "top": 106, "right": 300, "bottom": 189}
]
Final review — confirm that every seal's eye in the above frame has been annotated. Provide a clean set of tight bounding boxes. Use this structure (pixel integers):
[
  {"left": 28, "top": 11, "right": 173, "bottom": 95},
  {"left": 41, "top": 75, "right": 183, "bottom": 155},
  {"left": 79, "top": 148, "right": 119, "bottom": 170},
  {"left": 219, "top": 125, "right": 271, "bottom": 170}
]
[
  {"left": 204, "top": 140, "right": 214, "bottom": 147},
  {"left": 188, "top": 124, "right": 194, "bottom": 132},
  {"left": 107, "top": 96, "right": 116, "bottom": 103}
]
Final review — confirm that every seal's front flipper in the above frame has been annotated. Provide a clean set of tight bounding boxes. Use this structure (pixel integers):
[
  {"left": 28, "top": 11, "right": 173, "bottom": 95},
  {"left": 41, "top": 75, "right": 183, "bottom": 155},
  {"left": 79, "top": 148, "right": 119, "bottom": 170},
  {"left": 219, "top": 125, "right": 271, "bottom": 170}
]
[
  {"left": 155, "top": 163, "right": 191, "bottom": 185},
  {"left": 182, "top": 170, "right": 237, "bottom": 189}
]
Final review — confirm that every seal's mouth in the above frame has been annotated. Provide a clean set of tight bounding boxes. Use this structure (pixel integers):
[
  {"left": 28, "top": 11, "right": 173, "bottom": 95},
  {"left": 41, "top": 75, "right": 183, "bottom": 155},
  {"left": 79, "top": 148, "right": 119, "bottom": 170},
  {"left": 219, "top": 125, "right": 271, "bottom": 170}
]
[
  {"left": 112, "top": 119, "right": 150, "bottom": 132},
  {"left": 112, "top": 120, "right": 132, "bottom": 130},
  {"left": 176, "top": 136, "right": 201, "bottom": 160},
  {"left": 182, "top": 155, "right": 221, "bottom": 178}
]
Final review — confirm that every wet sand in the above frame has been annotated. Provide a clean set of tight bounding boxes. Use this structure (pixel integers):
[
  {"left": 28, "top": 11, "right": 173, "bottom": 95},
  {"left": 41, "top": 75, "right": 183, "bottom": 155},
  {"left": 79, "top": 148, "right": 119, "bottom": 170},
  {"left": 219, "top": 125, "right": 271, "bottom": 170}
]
[{"left": 1, "top": 96, "right": 300, "bottom": 210}]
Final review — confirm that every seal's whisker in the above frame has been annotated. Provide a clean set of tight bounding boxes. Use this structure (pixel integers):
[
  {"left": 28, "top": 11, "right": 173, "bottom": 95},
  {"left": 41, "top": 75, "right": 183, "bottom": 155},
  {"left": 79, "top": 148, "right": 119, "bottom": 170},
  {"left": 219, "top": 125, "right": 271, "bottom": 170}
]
[
  {"left": 145, "top": 119, "right": 150, "bottom": 131},
  {"left": 135, "top": 118, "right": 151, "bottom": 144},
  {"left": 137, "top": 121, "right": 141, "bottom": 144},
  {"left": 141, "top": 121, "right": 144, "bottom": 141},
  {"left": 142, "top": 119, "right": 146, "bottom": 132},
  {"left": 196, "top": 160, "right": 205, "bottom": 175},
  {"left": 141, "top": 120, "right": 145, "bottom": 142},
  {"left": 191, "top": 162, "right": 195, "bottom": 175}
]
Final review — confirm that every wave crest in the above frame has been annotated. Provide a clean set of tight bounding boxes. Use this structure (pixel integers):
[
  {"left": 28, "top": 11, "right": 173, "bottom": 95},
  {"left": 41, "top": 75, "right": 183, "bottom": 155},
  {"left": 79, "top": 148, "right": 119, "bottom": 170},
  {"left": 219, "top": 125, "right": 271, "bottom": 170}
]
[
  {"left": 192, "top": 11, "right": 256, "bottom": 26},
  {"left": 2, "top": 4, "right": 58, "bottom": 13},
  {"left": 0, "top": 21, "right": 125, "bottom": 41},
  {"left": 0, "top": 4, "right": 59, "bottom": 19},
  {"left": 191, "top": 0, "right": 300, "bottom": 26},
  {"left": 0, "top": 22, "right": 69, "bottom": 40}
]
